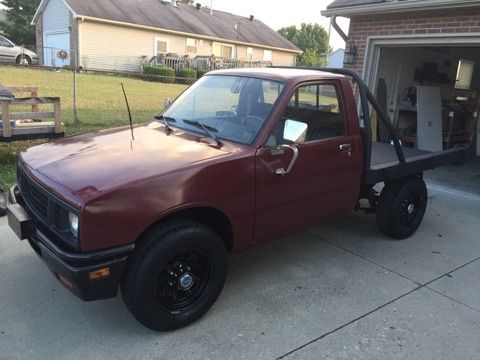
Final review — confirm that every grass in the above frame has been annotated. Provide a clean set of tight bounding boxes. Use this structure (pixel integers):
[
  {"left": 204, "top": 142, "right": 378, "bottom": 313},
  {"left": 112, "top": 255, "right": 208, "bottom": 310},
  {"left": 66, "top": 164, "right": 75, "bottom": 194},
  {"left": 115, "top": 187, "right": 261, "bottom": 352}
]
[{"left": 0, "top": 65, "right": 187, "bottom": 189}]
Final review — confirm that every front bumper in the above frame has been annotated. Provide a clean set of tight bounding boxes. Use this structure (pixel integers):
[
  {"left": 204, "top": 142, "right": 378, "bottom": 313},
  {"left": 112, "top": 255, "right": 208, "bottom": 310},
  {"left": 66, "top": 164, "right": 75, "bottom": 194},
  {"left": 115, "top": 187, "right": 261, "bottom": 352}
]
[{"left": 7, "top": 187, "right": 134, "bottom": 301}]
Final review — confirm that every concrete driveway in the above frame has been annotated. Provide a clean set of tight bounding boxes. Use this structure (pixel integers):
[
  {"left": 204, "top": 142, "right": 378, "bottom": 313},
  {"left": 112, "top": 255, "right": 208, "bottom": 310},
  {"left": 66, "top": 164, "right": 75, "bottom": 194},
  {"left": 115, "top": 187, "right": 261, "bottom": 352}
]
[{"left": 0, "top": 162, "right": 479, "bottom": 360}]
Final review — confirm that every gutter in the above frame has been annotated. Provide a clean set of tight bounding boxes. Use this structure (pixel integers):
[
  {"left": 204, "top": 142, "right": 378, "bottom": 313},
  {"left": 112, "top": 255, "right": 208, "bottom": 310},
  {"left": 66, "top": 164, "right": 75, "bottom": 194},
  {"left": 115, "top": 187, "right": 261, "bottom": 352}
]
[
  {"left": 322, "top": 0, "right": 480, "bottom": 17},
  {"left": 75, "top": 15, "right": 302, "bottom": 54}
]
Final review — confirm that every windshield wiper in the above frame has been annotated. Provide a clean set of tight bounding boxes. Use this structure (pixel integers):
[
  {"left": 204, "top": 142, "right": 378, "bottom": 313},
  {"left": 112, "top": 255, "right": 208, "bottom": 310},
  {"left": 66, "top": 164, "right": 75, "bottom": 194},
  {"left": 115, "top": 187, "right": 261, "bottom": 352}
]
[
  {"left": 183, "top": 119, "right": 221, "bottom": 146},
  {"left": 154, "top": 115, "right": 176, "bottom": 134}
]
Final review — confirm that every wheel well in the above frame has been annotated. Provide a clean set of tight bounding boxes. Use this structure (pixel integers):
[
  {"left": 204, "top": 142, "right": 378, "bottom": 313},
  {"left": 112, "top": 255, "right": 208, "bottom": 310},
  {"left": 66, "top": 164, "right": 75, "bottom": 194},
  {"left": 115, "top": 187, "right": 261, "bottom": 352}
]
[
  {"left": 16, "top": 54, "right": 31, "bottom": 62},
  {"left": 143, "top": 207, "right": 234, "bottom": 252}
]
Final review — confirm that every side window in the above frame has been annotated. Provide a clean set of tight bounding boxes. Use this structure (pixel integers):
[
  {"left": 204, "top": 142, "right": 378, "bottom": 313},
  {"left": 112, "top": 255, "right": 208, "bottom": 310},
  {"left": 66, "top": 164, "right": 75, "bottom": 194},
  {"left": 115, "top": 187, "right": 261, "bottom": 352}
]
[
  {"left": 0, "top": 36, "right": 10, "bottom": 47},
  {"left": 278, "top": 83, "right": 344, "bottom": 144}
]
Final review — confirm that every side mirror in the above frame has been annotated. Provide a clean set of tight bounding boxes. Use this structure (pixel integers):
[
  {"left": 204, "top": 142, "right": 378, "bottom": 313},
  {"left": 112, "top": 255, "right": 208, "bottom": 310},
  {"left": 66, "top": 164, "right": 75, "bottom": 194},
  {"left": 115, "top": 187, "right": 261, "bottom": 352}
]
[
  {"left": 164, "top": 98, "right": 172, "bottom": 110},
  {"left": 283, "top": 119, "right": 308, "bottom": 144}
]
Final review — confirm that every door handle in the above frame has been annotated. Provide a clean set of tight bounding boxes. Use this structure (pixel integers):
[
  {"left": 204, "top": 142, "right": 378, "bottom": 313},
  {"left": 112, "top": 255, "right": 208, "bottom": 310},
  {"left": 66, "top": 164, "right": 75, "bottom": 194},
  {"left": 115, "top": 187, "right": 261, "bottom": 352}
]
[
  {"left": 339, "top": 143, "right": 352, "bottom": 152},
  {"left": 274, "top": 145, "right": 299, "bottom": 176}
]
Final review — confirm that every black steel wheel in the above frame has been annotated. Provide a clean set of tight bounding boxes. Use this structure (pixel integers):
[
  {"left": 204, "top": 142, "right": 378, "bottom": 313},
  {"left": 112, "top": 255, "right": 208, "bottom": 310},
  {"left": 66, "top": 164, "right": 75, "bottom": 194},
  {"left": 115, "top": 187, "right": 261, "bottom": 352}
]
[
  {"left": 155, "top": 250, "right": 212, "bottom": 313},
  {"left": 376, "top": 176, "right": 428, "bottom": 239},
  {"left": 121, "top": 220, "right": 228, "bottom": 331}
]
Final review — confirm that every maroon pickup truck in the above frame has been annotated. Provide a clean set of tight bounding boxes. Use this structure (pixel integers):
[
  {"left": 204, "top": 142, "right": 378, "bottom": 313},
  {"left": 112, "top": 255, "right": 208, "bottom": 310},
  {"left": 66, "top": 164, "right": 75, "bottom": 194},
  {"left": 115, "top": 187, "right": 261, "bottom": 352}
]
[{"left": 6, "top": 68, "right": 468, "bottom": 331}]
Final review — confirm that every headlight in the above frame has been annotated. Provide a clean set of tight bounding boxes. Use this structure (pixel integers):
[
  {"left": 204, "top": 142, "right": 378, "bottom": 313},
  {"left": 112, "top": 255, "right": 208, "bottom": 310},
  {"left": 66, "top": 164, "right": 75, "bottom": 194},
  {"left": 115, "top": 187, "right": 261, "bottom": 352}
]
[{"left": 69, "top": 212, "right": 79, "bottom": 237}]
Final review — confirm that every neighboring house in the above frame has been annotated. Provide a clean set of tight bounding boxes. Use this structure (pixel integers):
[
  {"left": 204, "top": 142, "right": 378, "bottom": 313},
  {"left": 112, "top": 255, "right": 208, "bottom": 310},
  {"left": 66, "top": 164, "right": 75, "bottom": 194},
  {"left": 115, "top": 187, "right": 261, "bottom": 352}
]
[
  {"left": 0, "top": 10, "right": 6, "bottom": 23},
  {"left": 323, "top": 0, "right": 480, "bottom": 155},
  {"left": 31, "top": 0, "right": 301, "bottom": 71},
  {"left": 326, "top": 48, "right": 344, "bottom": 68}
]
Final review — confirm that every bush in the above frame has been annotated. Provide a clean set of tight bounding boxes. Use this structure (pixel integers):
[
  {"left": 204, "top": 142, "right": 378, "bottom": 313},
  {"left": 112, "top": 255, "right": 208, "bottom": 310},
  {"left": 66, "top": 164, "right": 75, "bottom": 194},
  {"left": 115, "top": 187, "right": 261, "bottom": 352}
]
[
  {"left": 176, "top": 68, "right": 197, "bottom": 85},
  {"left": 143, "top": 66, "right": 175, "bottom": 83},
  {"left": 197, "top": 70, "right": 210, "bottom": 79}
]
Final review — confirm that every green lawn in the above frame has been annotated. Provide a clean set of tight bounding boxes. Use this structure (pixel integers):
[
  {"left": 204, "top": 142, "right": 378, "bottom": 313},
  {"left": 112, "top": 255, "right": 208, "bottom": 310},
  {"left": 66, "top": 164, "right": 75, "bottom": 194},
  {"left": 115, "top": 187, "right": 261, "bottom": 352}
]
[{"left": 0, "top": 65, "right": 187, "bottom": 189}]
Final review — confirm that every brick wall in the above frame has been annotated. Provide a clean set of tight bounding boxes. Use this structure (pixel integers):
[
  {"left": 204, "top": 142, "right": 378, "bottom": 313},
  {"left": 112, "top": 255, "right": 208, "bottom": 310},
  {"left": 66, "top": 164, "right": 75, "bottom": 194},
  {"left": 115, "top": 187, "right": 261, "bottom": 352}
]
[{"left": 345, "top": 8, "right": 480, "bottom": 76}]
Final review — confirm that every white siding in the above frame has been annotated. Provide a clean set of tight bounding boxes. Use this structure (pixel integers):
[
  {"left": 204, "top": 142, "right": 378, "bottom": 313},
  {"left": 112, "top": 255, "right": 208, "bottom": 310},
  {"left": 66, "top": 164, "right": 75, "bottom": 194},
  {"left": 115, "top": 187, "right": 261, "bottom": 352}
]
[
  {"left": 80, "top": 21, "right": 189, "bottom": 72},
  {"left": 43, "top": 0, "right": 70, "bottom": 33}
]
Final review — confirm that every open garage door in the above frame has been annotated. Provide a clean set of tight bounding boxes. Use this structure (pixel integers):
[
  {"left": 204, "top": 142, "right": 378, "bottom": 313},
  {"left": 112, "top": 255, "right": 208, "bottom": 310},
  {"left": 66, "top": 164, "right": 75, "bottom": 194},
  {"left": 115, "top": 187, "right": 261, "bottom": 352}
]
[
  {"left": 44, "top": 32, "right": 70, "bottom": 68},
  {"left": 371, "top": 45, "right": 480, "bottom": 156}
]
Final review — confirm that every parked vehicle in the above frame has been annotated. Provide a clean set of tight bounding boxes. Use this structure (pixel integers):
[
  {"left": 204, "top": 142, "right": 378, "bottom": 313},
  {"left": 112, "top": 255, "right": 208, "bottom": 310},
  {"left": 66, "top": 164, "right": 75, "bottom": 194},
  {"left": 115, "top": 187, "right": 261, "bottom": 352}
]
[
  {"left": 0, "top": 35, "right": 39, "bottom": 65},
  {"left": 6, "top": 67, "right": 469, "bottom": 331}
]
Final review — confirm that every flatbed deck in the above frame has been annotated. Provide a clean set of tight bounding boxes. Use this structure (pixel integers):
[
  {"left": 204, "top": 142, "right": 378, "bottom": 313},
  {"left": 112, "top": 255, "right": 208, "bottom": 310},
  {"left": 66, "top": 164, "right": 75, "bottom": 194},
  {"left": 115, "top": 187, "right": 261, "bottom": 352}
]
[
  {"left": 370, "top": 142, "right": 429, "bottom": 168},
  {"left": 366, "top": 142, "right": 468, "bottom": 184}
]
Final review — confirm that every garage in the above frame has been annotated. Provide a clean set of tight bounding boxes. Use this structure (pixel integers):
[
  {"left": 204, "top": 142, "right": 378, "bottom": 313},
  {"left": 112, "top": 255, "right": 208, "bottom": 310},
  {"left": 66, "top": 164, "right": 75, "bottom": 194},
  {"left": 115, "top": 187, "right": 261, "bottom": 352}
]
[
  {"left": 44, "top": 32, "right": 70, "bottom": 67},
  {"left": 369, "top": 42, "right": 480, "bottom": 156},
  {"left": 323, "top": 0, "right": 480, "bottom": 157}
]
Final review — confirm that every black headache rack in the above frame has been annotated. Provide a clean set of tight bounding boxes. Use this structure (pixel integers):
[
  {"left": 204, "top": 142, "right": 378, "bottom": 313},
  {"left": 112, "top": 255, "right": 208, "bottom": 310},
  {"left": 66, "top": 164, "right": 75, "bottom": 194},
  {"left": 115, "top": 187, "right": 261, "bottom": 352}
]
[{"left": 272, "top": 66, "right": 472, "bottom": 185}]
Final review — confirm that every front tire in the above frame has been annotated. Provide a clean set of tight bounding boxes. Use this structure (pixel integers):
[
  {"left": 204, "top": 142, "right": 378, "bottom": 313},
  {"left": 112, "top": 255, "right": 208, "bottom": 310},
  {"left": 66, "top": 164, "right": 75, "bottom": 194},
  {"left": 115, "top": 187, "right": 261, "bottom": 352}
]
[
  {"left": 376, "top": 176, "right": 428, "bottom": 239},
  {"left": 121, "top": 220, "right": 228, "bottom": 331},
  {"left": 16, "top": 54, "right": 31, "bottom": 66}
]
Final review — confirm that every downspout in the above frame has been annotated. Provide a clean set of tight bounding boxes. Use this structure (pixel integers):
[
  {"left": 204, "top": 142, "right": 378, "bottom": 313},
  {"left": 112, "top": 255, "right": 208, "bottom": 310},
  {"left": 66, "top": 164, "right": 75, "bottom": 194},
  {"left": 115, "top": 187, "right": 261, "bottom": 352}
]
[
  {"left": 77, "top": 17, "right": 85, "bottom": 68},
  {"left": 330, "top": 16, "right": 349, "bottom": 43}
]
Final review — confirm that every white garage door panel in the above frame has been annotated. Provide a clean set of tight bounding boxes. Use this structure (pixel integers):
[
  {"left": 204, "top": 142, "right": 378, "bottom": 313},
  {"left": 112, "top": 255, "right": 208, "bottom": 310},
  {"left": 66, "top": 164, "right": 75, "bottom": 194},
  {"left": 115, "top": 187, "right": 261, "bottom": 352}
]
[{"left": 44, "top": 32, "right": 70, "bottom": 67}]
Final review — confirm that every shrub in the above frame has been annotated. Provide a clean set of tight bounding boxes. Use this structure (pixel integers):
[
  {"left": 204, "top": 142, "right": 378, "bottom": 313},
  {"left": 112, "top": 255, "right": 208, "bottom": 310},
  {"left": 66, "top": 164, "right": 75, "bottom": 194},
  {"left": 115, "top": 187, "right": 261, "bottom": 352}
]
[
  {"left": 196, "top": 70, "right": 210, "bottom": 79},
  {"left": 143, "top": 66, "right": 175, "bottom": 83},
  {"left": 176, "top": 68, "right": 197, "bottom": 85}
]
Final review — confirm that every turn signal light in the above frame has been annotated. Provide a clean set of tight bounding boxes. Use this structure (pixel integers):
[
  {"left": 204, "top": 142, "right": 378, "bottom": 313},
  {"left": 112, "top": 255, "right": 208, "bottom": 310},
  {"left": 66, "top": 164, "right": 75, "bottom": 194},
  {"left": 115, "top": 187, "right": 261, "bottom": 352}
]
[{"left": 89, "top": 267, "right": 111, "bottom": 280}]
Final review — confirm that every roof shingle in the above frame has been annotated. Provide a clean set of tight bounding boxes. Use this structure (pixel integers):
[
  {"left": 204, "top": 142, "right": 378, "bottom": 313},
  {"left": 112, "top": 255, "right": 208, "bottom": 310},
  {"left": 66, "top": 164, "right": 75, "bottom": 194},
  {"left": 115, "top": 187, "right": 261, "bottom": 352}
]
[{"left": 64, "top": 0, "right": 300, "bottom": 52}]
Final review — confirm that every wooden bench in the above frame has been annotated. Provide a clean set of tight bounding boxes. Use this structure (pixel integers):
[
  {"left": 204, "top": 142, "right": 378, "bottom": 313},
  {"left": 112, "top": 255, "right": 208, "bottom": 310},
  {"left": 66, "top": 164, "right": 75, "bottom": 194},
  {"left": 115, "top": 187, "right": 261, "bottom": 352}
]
[{"left": 0, "top": 86, "right": 64, "bottom": 142}]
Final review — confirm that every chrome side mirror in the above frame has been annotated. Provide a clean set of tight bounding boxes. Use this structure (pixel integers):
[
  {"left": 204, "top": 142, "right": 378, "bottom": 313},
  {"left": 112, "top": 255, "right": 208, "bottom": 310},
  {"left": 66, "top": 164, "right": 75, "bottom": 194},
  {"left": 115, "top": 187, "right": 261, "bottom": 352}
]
[
  {"left": 283, "top": 119, "right": 307, "bottom": 145},
  {"left": 164, "top": 97, "right": 172, "bottom": 110}
]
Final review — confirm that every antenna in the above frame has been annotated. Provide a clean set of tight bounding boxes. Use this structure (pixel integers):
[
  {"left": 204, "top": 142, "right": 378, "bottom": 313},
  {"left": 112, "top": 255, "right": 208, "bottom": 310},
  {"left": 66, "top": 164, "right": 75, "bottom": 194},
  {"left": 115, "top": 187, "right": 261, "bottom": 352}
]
[{"left": 121, "top": 83, "right": 135, "bottom": 141}]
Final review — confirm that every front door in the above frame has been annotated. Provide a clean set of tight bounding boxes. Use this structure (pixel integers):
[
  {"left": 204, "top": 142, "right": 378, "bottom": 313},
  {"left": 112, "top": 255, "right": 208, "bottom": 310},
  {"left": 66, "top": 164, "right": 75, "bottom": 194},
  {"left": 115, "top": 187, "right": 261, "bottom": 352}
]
[
  {"left": 254, "top": 82, "right": 362, "bottom": 243},
  {"left": 0, "top": 35, "right": 17, "bottom": 63}
]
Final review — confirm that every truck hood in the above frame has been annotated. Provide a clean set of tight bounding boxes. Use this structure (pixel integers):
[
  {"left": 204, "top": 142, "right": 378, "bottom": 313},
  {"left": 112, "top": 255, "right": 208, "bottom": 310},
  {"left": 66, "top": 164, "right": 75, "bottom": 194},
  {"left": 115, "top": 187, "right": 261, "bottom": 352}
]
[{"left": 20, "top": 122, "right": 239, "bottom": 204}]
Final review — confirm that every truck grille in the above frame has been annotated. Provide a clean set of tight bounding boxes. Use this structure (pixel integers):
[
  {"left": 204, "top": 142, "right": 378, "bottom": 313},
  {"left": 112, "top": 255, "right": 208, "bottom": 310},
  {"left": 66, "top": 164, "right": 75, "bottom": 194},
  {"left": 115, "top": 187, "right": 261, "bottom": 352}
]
[
  {"left": 17, "top": 164, "right": 77, "bottom": 249},
  {"left": 20, "top": 172, "right": 49, "bottom": 221}
]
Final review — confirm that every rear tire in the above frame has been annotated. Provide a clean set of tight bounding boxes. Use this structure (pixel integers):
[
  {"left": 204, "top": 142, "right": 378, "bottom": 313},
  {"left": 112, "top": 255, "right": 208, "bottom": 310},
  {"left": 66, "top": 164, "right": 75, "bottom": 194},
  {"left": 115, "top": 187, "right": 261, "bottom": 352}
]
[
  {"left": 121, "top": 220, "right": 228, "bottom": 331},
  {"left": 376, "top": 176, "right": 427, "bottom": 239}
]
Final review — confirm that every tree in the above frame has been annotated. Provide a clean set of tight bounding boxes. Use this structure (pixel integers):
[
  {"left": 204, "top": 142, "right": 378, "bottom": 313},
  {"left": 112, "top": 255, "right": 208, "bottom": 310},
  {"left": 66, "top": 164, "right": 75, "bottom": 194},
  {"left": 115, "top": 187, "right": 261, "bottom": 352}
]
[
  {"left": 0, "top": 0, "right": 40, "bottom": 45},
  {"left": 278, "top": 23, "right": 331, "bottom": 67}
]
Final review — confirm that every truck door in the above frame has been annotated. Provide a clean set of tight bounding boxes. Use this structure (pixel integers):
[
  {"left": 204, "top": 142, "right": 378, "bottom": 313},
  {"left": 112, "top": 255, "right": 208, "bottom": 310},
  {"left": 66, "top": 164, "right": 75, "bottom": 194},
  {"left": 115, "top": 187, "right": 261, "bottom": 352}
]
[
  {"left": 254, "top": 81, "right": 362, "bottom": 243},
  {"left": 0, "top": 36, "right": 16, "bottom": 63}
]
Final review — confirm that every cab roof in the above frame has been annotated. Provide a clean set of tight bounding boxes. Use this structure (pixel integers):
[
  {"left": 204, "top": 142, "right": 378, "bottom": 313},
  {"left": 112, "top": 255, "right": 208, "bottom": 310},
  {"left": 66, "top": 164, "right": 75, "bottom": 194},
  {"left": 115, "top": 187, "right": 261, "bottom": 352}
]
[{"left": 208, "top": 67, "right": 345, "bottom": 82}]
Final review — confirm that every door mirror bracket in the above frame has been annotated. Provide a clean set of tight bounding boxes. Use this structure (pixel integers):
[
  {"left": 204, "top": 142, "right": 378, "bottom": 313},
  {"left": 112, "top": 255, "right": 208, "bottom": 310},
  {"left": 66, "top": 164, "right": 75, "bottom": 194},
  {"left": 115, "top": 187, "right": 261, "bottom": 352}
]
[{"left": 275, "top": 144, "right": 299, "bottom": 176}]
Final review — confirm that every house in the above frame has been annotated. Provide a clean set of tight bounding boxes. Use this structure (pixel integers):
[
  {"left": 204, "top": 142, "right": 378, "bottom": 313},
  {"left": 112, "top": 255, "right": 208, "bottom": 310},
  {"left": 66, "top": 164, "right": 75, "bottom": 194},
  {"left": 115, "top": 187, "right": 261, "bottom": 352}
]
[
  {"left": 31, "top": 0, "right": 301, "bottom": 71},
  {"left": 323, "top": 0, "right": 480, "bottom": 156},
  {"left": 326, "top": 48, "right": 344, "bottom": 68}
]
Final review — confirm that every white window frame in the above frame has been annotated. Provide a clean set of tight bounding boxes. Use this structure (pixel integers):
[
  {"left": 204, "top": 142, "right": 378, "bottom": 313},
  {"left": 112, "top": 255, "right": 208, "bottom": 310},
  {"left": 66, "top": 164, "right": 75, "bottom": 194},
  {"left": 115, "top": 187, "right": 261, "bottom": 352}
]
[
  {"left": 186, "top": 38, "right": 198, "bottom": 54},
  {"left": 154, "top": 37, "right": 169, "bottom": 56},
  {"left": 213, "top": 42, "right": 234, "bottom": 59},
  {"left": 263, "top": 49, "right": 272, "bottom": 62},
  {"left": 246, "top": 47, "right": 253, "bottom": 56}
]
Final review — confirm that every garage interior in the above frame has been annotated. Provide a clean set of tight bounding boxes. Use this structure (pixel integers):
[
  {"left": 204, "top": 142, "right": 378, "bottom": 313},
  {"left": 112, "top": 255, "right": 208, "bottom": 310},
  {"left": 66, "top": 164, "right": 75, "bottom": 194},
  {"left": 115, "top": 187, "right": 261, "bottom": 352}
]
[{"left": 374, "top": 46, "right": 480, "bottom": 156}]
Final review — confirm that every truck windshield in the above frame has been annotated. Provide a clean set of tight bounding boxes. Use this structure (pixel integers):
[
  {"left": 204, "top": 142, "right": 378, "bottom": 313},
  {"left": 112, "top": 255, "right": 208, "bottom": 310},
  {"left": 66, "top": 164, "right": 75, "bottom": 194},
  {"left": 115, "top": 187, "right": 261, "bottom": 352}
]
[{"left": 160, "top": 75, "right": 284, "bottom": 144}]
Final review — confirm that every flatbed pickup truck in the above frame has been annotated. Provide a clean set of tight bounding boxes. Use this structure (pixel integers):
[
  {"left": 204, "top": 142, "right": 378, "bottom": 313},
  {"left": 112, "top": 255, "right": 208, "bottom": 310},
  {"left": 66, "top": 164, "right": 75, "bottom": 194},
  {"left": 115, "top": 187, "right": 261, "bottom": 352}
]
[{"left": 6, "top": 67, "right": 469, "bottom": 331}]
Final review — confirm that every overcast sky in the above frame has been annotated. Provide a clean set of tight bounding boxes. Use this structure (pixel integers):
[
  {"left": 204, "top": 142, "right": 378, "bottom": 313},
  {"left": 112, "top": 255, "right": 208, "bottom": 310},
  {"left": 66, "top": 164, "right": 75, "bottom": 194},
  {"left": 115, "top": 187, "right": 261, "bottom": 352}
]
[{"left": 209, "top": 0, "right": 350, "bottom": 50}]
